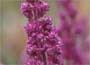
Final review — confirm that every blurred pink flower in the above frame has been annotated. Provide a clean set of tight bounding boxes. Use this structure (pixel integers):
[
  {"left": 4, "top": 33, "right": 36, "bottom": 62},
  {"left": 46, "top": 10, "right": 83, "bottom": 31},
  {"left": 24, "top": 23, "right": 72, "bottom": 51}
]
[
  {"left": 0, "top": 63, "right": 3, "bottom": 65},
  {"left": 57, "top": 0, "right": 87, "bottom": 65}
]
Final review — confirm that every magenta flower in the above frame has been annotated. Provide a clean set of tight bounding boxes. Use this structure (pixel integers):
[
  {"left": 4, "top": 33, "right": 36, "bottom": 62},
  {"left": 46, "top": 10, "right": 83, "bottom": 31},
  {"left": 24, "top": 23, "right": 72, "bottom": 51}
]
[
  {"left": 21, "top": 0, "right": 63, "bottom": 65},
  {"left": 24, "top": 16, "right": 63, "bottom": 65},
  {"left": 57, "top": 0, "right": 86, "bottom": 65},
  {"left": 21, "top": 0, "right": 49, "bottom": 21}
]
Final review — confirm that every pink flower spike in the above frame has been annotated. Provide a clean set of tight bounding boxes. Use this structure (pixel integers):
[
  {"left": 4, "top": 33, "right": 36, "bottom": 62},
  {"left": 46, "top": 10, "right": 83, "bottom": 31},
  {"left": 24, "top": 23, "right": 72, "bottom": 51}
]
[{"left": 21, "top": 0, "right": 64, "bottom": 65}]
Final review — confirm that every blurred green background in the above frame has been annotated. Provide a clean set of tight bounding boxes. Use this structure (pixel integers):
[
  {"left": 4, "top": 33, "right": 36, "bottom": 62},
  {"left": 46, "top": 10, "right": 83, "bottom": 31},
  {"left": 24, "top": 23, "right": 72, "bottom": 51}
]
[{"left": 0, "top": 0, "right": 89, "bottom": 65}]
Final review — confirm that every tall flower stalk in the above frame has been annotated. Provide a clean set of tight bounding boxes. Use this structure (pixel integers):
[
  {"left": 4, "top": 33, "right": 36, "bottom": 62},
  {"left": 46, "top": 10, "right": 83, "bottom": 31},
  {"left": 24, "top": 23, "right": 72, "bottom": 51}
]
[
  {"left": 21, "top": 0, "right": 63, "bottom": 65},
  {"left": 57, "top": 0, "right": 87, "bottom": 65}
]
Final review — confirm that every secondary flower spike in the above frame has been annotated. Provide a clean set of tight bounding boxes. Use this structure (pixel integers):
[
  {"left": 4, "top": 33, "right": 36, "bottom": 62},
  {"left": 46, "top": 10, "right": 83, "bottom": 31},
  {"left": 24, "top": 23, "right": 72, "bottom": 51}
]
[
  {"left": 21, "top": 0, "right": 63, "bottom": 65},
  {"left": 57, "top": 0, "right": 86, "bottom": 65}
]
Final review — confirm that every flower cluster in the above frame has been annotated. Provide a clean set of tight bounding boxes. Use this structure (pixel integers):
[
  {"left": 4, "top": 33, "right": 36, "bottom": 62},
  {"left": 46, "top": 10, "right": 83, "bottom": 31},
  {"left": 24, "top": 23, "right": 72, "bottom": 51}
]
[
  {"left": 24, "top": 17, "right": 63, "bottom": 65},
  {"left": 21, "top": 0, "right": 63, "bottom": 65},
  {"left": 21, "top": 0, "right": 49, "bottom": 20}
]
